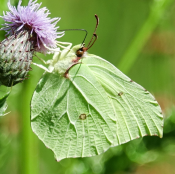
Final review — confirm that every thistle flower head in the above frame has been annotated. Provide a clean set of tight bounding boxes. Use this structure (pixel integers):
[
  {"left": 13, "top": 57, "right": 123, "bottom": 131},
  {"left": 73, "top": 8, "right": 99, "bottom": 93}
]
[
  {"left": 1, "top": 0, "right": 64, "bottom": 53},
  {"left": 0, "top": 0, "right": 64, "bottom": 86}
]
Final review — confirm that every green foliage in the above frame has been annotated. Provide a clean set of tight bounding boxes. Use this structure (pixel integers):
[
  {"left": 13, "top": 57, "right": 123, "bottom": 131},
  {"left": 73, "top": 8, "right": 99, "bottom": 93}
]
[
  {"left": 0, "top": 132, "right": 10, "bottom": 174},
  {"left": 0, "top": 91, "right": 9, "bottom": 117}
]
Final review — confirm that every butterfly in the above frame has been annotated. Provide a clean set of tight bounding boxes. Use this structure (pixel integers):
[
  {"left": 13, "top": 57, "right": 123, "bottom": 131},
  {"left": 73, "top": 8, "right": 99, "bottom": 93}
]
[{"left": 30, "top": 15, "right": 163, "bottom": 161}]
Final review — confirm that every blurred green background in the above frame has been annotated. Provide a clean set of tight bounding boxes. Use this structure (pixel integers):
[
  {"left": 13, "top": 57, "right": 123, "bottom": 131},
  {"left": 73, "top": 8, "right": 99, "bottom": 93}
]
[{"left": 0, "top": 0, "right": 175, "bottom": 173}]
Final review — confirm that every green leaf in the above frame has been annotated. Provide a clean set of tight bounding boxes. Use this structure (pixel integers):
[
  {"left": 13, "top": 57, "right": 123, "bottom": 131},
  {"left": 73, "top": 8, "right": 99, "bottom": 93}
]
[
  {"left": 31, "top": 45, "right": 163, "bottom": 161},
  {"left": 0, "top": 91, "right": 9, "bottom": 117}
]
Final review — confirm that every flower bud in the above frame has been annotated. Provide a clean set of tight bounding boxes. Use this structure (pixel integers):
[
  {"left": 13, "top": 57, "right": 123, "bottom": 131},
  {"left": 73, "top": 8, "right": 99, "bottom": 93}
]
[{"left": 0, "top": 30, "right": 34, "bottom": 86}]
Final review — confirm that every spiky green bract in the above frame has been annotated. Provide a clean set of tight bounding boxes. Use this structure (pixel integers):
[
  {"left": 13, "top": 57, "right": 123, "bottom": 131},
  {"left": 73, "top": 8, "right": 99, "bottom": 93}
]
[
  {"left": 31, "top": 45, "right": 163, "bottom": 161},
  {"left": 0, "top": 30, "right": 34, "bottom": 86}
]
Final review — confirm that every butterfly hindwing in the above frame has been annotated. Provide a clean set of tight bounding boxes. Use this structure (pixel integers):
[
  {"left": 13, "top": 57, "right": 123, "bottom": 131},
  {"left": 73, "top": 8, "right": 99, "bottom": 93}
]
[{"left": 31, "top": 63, "right": 118, "bottom": 161}]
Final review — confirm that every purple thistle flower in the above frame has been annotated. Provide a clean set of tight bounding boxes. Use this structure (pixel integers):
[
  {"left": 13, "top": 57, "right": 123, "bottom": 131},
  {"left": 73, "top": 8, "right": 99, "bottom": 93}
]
[
  {"left": 0, "top": 0, "right": 64, "bottom": 86},
  {"left": 1, "top": 0, "right": 64, "bottom": 53}
]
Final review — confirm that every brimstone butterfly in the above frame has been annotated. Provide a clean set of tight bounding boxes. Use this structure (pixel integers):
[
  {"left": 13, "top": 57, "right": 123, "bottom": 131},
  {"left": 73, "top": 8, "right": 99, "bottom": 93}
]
[{"left": 31, "top": 15, "right": 163, "bottom": 161}]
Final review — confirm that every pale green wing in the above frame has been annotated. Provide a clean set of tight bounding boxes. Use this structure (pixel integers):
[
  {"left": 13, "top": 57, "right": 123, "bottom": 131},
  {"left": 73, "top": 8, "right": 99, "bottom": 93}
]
[
  {"left": 31, "top": 65, "right": 118, "bottom": 161},
  {"left": 31, "top": 49, "right": 163, "bottom": 161},
  {"left": 83, "top": 54, "right": 163, "bottom": 146}
]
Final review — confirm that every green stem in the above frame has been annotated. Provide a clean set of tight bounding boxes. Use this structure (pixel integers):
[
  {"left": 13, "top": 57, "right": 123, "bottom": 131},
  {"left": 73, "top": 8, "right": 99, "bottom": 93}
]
[
  {"left": 18, "top": 2, "right": 39, "bottom": 173},
  {"left": 118, "top": 0, "right": 174, "bottom": 74},
  {"left": 19, "top": 80, "right": 39, "bottom": 174}
]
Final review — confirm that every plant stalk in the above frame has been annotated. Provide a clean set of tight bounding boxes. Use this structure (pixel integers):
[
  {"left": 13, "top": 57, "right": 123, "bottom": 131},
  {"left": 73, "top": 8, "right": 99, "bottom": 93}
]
[
  {"left": 118, "top": 0, "right": 174, "bottom": 74},
  {"left": 19, "top": 80, "right": 39, "bottom": 174}
]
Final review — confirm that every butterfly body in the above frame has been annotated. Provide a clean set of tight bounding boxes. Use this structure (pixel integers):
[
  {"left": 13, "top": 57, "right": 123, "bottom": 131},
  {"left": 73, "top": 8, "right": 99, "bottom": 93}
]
[{"left": 47, "top": 44, "right": 86, "bottom": 75}]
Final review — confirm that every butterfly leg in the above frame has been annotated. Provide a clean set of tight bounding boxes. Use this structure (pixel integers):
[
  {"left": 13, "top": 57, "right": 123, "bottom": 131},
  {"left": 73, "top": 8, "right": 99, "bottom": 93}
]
[
  {"left": 31, "top": 62, "right": 52, "bottom": 73},
  {"left": 56, "top": 41, "right": 72, "bottom": 50}
]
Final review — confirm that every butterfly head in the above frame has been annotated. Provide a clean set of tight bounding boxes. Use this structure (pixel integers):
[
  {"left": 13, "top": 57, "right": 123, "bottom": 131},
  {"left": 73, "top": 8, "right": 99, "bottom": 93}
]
[{"left": 76, "top": 46, "right": 87, "bottom": 57}]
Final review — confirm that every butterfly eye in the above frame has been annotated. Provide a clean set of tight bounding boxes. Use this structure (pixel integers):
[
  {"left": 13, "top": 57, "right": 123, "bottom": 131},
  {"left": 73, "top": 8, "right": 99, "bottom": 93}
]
[{"left": 76, "top": 48, "right": 84, "bottom": 57}]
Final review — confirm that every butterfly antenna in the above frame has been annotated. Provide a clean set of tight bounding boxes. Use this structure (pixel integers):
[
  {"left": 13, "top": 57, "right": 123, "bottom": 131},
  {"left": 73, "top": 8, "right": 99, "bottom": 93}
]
[
  {"left": 86, "top": 14, "right": 99, "bottom": 50},
  {"left": 81, "top": 30, "right": 88, "bottom": 45}
]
